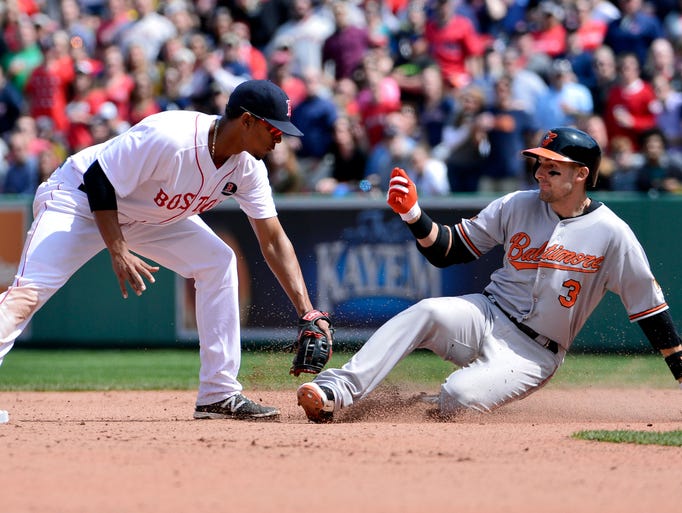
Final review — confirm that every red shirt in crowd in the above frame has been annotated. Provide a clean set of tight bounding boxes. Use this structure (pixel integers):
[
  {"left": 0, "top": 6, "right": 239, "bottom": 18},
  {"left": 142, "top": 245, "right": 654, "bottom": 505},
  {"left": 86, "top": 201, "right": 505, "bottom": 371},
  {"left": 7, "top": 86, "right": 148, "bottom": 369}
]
[
  {"left": 604, "top": 79, "right": 657, "bottom": 150},
  {"left": 424, "top": 15, "right": 484, "bottom": 88},
  {"left": 25, "top": 55, "right": 75, "bottom": 133}
]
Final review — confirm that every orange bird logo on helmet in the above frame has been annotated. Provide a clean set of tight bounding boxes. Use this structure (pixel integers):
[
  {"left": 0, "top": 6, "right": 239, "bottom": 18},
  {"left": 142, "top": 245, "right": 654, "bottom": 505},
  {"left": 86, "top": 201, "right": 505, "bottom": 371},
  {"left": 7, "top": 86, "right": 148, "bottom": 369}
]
[{"left": 541, "top": 131, "right": 558, "bottom": 147}]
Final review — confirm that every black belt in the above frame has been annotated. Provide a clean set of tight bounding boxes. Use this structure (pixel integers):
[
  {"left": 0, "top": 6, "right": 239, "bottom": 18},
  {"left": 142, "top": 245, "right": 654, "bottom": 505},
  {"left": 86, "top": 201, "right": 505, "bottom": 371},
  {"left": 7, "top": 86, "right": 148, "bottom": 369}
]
[{"left": 484, "top": 293, "right": 559, "bottom": 354}]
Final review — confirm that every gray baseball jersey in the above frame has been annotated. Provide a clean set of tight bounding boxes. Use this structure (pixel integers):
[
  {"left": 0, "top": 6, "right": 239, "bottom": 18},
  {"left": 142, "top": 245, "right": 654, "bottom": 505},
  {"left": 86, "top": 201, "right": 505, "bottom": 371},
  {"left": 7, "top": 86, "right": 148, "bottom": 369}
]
[
  {"left": 462, "top": 190, "right": 667, "bottom": 350},
  {"left": 312, "top": 190, "right": 668, "bottom": 413}
]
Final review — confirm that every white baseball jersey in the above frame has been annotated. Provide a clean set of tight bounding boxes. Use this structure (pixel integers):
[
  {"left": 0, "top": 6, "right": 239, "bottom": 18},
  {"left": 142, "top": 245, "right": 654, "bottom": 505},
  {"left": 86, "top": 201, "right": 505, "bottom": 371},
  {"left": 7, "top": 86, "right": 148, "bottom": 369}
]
[
  {"left": 54, "top": 110, "right": 277, "bottom": 223},
  {"left": 458, "top": 190, "right": 667, "bottom": 349},
  {"left": 0, "top": 110, "right": 279, "bottom": 406}
]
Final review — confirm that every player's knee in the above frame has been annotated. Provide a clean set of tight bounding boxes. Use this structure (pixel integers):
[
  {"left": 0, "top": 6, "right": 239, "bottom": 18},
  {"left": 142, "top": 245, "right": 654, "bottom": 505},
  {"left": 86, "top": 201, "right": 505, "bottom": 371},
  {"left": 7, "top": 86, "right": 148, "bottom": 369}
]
[
  {"left": 0, "top": 286, "right": 40, "bottom": 340},
  {"left": 194, "top": 244, "right": 236, "bottom": 281},
  {"left": 410, "top": 298, "right": 445, "bottom": 324},
  {"left": 439, "top": 380, "right": 494, "bottom": 414}
]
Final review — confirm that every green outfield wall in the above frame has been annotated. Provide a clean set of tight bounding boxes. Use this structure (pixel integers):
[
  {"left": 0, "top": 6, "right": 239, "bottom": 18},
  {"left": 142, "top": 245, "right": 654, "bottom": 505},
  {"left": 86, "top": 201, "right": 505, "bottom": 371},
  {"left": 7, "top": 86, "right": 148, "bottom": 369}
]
[{"left": 2, "top": 192, "right": 680, "bottom": 353}]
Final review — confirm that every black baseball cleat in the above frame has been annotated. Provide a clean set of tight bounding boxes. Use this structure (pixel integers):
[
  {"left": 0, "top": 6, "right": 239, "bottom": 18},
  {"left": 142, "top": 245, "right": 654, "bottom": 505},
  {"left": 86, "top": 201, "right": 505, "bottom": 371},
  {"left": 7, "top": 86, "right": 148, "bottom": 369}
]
[
  {"left": 297, "top": 382, "right": 335, "bottom": 423},
  {"left": 194, "top": 393, "right": 280, "bottom": 420}
]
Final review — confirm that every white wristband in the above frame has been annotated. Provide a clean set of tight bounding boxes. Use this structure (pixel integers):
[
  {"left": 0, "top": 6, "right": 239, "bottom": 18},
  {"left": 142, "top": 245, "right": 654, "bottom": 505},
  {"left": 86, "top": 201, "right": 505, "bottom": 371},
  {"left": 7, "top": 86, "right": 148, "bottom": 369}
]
[{"left": 399, "top": 203, "right": 421, "bottom": 223}]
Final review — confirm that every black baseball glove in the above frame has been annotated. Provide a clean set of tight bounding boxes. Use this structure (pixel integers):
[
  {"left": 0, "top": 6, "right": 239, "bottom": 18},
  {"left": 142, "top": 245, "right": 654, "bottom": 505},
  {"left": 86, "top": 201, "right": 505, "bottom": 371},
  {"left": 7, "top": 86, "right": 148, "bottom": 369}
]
[{"left": 289, "top": 310, "right": 334, "bottom": 376}]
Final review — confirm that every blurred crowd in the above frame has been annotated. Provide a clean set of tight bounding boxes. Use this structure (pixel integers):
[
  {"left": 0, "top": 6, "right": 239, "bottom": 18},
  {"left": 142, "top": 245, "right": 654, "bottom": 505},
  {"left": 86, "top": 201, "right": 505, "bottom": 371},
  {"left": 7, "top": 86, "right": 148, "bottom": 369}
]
[{"left": 1, "top": 0, "right": 682, "bottom": 198}]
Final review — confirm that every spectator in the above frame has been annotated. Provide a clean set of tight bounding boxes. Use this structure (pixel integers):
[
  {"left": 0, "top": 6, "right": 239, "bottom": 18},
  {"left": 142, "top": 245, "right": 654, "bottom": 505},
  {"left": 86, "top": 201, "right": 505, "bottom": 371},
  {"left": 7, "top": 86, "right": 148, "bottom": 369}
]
[
  {"left": 577, "top": 114, "right": 617, "bottom": 190},
  {"left": 634, "top": 128, "right": 682, "bottom": 194},
  {"left": 406, "top": 142, "right": 450, "bottom": 196},
  {"left": 264, "top": 137, "right": 304, "bottom": 193},
  {"left": 13, "top": 115, "right": 48, "bottom": 157},
  {"left": 96, "top": 0, "right": 136, "bottom": 49},
  {"left": 564, "top": 32, "right": 594, "bottom": 88},
  {"left": 414, "top": 64, "right": 456, "bottom": 149},
  {"left": 478, "top": 75, "right": 539, "bottom": 193},
  {"left": 433, "top": 83, "right": 489, "bottom": 192},
  {"left": 603, "top": 0, "right": 663, "bottom": 67},
  {"left": 651, "top": 73, "right": 682, "bottom": 155},
  {"left": 643, "top": 37, "right": 681, "bottom": 89},
  {"left": 291, "top": 67, "right": 339, "bottom": 164},
  {"left": 322, "top": 0, "right": 370, "bottom": 82},
  {"left": 356, "top": 49, "right": 402, "bottom": 148},
  {"left": 268, "top": 45, "right": 307, "bottom": 109},
  {"left": 125, "top": 40, "right": 160, "bottom": 90},
  {"left": 471, "top": 44, "right": 504, "bottom": 106},
  {"left": 88, "top": 101, "right": 124, "bottom": 144},
  {"left": 588, "top": 44, "right": 618, "bottom": 116},
  {"left": 119, "top": 0, "right": 177, "bottom": 63},
  {"left": 608, "top": 135, "right": 644, "bottom": 190},
  {"left": 218, "top": 33, "right": 253, "bottom": 81},
  {"left": 65, "top": 59, "right": 109, "bottom": 152},
  {"left": 424, "top": 0, "right": 485, "bottom": 89},
  {"left": 184, "top": 32, "right": 244, "bottom": 111},
  {"left": 391, "top": 25, "right": 438, "bottom": 107},
  {"left": 265, "top": 0, "right": 335, "bottom": 76},
  {"left": 225, "top": 0, "right": 293, "bottom": 51},
  {"left": 604, "top": 52, "right": 657, "bottom": 150},
  {"left": 363, "top": 0, "right": 396, "bottom": 49},
  {"left": 59, "top": 0, "right": 97, "bottom": 58},
  {"left": 500, "top": 45, "right": 549, "bottom": 127},
  {"left": 0, "top": 61, "right": 25, "bottom": 140},
  {"left": 331, "top": 76, "right": 361, "bottom": 120},
  {"left": 205, "top": 6, "right": 233, "bottom": 47},
  {"left": 390, "top": 0, "right": 429, "bottom": 69},
  {"left": 318, "top": 115, "right": 369, "bottom": 194},
  {"left": 230, "top": 22, "right": 268, "bottom": 80},
  {"left": 365, "top": 109, "right": 417, "bottom": 191},
  {"left": 36, "top": 143, "right": 63, "bottom": 184},
  {"left": 126, "top": 70, "right": 161, "bottom": 126},
  {"left": 164, "top": 1, "right": 200, "bottom": 46},
  {"left": 2, "top": 131, "right": 39, "bottom": 195},
  {"left": 569, "top": 0, "right": 607, "bottom": 53},
  {"left": 101, "top": 44, "right": 135, "bottom": 118},
  {"left": 536, "top": 59, "right": 594, "bottom": 129},
  {"left": 1, "top": 14, "right": 44, "bottom": 92},
  {"left": 157, "top": 63, "right": 192, "bottom": 112},
  {"left": 530, "top": 1, "right": 568, "bottom": 58},
  {"left": 663, "top": 0, "right": 682, "bottom": 41},
  {"left": 24, "top": 32, "right": 75, "bottom": 136}
]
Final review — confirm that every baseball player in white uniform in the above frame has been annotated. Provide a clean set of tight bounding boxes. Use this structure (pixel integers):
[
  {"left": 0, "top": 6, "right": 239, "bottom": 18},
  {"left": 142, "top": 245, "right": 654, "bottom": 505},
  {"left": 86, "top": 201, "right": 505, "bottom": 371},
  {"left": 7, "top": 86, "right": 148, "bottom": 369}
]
[
  {"left": 298, "top": 127, "right": 682, "bottom": 422},
  {"left": 0, "top": 80, "right": 331, "bottom": 420}
]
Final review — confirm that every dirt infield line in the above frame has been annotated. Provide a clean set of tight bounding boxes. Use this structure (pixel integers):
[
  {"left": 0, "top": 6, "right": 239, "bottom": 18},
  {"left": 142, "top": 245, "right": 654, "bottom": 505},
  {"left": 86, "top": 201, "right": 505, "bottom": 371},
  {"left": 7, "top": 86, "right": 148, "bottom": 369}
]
[{"left": 1, "top": 388, "right": 680, "bottom": 513}]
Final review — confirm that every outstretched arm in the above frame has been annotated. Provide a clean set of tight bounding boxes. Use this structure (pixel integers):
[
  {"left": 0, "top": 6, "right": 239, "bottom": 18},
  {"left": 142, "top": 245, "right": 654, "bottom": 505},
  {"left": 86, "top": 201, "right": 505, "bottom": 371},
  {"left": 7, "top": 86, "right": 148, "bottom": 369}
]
[{"left": 387, "top": 167, "right": 475, "bottom": 267}]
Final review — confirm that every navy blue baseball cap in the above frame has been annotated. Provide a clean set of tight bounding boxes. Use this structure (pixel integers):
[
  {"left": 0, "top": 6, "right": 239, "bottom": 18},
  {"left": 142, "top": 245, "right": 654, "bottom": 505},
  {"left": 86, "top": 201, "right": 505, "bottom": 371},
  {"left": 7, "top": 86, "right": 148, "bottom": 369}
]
[{"left": 226, "top": 80, "right": 303, "bottom": 136}]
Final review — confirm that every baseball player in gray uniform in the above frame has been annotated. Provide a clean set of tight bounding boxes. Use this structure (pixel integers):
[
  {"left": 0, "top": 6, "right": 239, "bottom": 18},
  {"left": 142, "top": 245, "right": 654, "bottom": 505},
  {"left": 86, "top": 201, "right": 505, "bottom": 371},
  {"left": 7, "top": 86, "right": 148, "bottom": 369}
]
[
  {"left": 298, "top": 127, "right": 682, "bottom": 422},
  {"left": 0, "top": 80, "right": 331, "bottom": 420}
]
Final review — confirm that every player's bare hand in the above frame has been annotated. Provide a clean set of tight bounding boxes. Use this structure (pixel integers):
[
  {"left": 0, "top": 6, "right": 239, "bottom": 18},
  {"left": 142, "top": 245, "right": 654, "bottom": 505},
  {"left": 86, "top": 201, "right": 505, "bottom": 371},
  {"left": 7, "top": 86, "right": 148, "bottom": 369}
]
[{"left": 110, "top": 251, "right": 160, "bottom": 299}]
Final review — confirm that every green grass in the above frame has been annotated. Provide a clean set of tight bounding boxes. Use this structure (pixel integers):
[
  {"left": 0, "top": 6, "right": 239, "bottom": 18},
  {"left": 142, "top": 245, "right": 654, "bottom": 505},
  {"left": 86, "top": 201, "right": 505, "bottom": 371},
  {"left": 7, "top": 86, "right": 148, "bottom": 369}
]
[
  {"left": 573, "top": 430, "right": 682, "bottom": 446},
  {"left": 0, "top": 348, "right": 673, "bottom": 391}
]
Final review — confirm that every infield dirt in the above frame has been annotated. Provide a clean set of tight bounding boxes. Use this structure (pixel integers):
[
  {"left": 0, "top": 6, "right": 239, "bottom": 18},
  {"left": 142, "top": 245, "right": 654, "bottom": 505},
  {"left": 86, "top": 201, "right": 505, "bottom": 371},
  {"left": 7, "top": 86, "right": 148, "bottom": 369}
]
[{"left": 1, "top": 386, "right": 680, "bottom": 513}]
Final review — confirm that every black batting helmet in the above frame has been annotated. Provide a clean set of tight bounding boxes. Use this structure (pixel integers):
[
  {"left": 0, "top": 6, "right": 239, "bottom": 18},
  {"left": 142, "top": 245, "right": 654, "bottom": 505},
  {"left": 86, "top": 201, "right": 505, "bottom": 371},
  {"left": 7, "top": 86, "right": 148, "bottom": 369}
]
[{"left": 523, "top": 127, "right": 602, "bottom": 187}]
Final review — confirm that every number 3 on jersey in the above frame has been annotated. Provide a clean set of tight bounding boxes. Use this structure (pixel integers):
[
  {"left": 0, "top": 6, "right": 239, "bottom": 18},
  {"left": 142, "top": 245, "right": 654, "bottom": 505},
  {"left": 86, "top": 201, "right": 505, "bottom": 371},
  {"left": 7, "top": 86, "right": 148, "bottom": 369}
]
[{"left": 559, "top": 279, "right": 581, "bottom": 308}]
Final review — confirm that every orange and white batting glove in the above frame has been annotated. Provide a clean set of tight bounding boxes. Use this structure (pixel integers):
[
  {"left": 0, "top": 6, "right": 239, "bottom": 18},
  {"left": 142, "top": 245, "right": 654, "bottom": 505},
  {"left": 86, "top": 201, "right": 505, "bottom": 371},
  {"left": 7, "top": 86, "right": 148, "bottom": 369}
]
[{"left": 387, "top": 167, "right": 421, "bottom": 222}]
